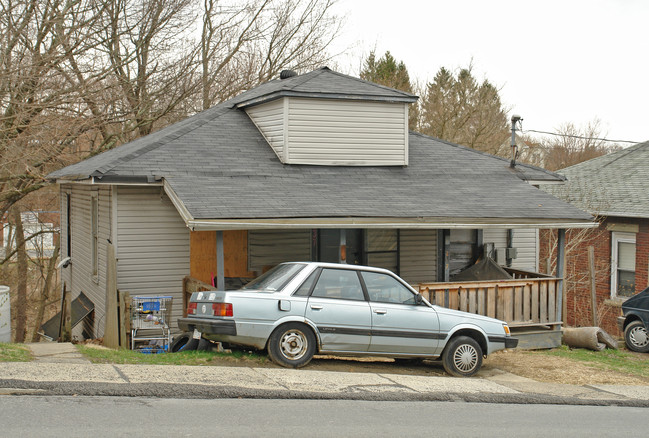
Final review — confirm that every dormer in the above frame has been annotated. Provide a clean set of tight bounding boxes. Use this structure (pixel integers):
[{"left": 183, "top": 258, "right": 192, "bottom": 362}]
[{"left": 238, "top": 68, "right": 418, "bottom": 166}]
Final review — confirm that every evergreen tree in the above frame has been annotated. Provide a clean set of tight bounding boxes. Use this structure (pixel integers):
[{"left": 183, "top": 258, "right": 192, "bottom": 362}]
[{"left": 419, "top": 66, "right": 509, "bottom": 156}]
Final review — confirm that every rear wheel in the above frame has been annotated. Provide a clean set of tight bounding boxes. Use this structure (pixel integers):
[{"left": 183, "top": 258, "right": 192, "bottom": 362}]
[
  {"left": 267, "top": 323, "right": 316, "bottom": 368},
  {"left": 624, "top": 320, "right": 649, "bottom": 353},
  {"left": 442, "top": 336, "right": 483, "bottom": 377}
]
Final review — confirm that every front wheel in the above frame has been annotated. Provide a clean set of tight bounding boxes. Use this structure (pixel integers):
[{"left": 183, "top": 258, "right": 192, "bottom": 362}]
[
  {"left": 624, "top": 320, "right": 649, "bottom": 353},
  {"left": 267, "top": 323, "right": 316, "bottom": 368},
  {"left": 442, "top": 336, "right": 483, "bottom": 377}
]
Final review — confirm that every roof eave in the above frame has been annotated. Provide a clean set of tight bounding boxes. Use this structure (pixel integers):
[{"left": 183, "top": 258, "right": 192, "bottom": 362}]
[
  {"left": 184, "top": 217, "right": 597, "bottom": 231},
  {"left": 235, "top": 90, "right": 418, "bottom": 109}
]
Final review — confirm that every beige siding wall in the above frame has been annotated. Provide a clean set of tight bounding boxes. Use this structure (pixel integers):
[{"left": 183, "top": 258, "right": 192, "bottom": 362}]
[
  {"left": 483, "top": 228, "right": 538, "bottom": 272},
  {"left": 62, "top": 184, "right": 112, "bottom": 339},
  {"left": 399, "top": 229, "right": 437, "bottom": 284},
  {"left": 512, "top": 228, "right": 538, "bottom": 272},
  {"left": 248, "top": 230, "right": 311, "bottom": 274},
  {"left": 245, "top": 99, "right": 285, "bottom": 161},
  {"left": 116, "top": 186, "right": 190, "bottom": 332},
  {"left": 287, "top": 98, "right": 408, "bottom": 166}
]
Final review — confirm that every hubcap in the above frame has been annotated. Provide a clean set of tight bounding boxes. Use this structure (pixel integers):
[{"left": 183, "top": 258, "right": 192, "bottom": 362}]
[
  {"left": 630, "top": 326, "right": 649, "bottom": 348},
  {"left": 279, "top": 329, "right": 308, "bottom": 360},
  {"left": 453, "top": 344, "right": 478, "bottom": 373}
]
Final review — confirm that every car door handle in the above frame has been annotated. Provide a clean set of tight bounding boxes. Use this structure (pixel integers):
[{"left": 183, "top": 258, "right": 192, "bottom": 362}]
[
  {"left": 373, "top": 309, "right": 387, "bottom": 314},
  {"left": 310, "top": 305, "right": 323, "bottom": 310}
]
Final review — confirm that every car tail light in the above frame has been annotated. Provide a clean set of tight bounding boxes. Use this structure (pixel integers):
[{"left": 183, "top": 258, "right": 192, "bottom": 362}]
[
  {"left": 212, "top": 303, "right": 233, "bottom": 317},
  {"left": 187, "top": 302, "right": 197, "bottom": 315}
]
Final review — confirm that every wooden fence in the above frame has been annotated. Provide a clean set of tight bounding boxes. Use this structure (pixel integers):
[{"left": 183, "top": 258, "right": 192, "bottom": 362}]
[{"left": 418, "top": 270, "right": 562, "bottom": 328}]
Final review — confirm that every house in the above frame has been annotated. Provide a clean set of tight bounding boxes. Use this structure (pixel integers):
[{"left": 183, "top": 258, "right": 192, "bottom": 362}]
[
  {"left": 48, "top": 67, "right": 594, "bottom": 343},
  {"left": 540, "top": 141, "right": 649, "bottom": 335}
]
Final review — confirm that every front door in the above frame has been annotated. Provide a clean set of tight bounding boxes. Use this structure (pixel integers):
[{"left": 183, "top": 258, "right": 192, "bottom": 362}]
[
  {"left": 304, "top": 268, "right": 371, "bottom": 352},
  {"left": 360, "top": 270, "right": 440, "bottom": 355},
  {"left": 316, "top": 229, "right": 364, "bottom": 265}
]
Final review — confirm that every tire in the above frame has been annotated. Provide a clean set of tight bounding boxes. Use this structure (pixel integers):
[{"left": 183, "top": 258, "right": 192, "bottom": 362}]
[
  {"left": 196, "top": 337, "right": 212, "bottom": 351},
  {"left": 624, "top": 320, "right": 649, "bottom": 353},
  {"left": 442, "top": 335, "right": 483, "bottom": 377},
  {"left": 267, "top": 323, "right": 316, "bottom": 368},
  {"left": 170, "top": 332, "right": 199, "bottom": 352}
]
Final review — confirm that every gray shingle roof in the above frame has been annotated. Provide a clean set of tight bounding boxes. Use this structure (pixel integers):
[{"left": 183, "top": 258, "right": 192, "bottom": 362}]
[
  {"left": 543, "top": 141, "right": 649, "bottom": 218},
  {"left": 49, "top": 68, "right": 592, "bottom": 225}
]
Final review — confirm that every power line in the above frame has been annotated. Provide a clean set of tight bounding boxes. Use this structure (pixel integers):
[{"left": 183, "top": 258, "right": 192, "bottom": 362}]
[{"left": 521, "top": 129, "right": 640, "bottom": 144}]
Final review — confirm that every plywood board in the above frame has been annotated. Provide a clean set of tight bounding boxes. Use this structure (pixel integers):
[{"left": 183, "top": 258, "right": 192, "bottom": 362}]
[{"left": 190, "top": 230, "right": 253, "bottom": 285}]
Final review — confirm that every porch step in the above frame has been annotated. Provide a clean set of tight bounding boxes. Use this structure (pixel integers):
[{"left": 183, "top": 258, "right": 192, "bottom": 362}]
[{"left": 509, "top": 326, "right": 562, "bottom": 350}]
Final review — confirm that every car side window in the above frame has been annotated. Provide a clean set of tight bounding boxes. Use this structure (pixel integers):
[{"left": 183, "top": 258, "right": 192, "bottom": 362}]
[
  {"left": 361, "top": 271, "right": 417, "bottom": 305},
  {"left": 293, "top": 270, "right": 319, "bottom": 297},
  {"left": 310, "top": 269, "right": 365, "bottom": 301}
]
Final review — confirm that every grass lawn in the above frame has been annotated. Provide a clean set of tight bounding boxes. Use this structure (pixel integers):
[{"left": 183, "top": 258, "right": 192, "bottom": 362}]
[
  {"left": 539, "top": 345, "right": 649, "bottom": 379},
  {"left": 0, "top": 343, "right": 32, "bottom": 362},
  {"left": 77, "top": 344, "right": 268, "bottom": 366}
]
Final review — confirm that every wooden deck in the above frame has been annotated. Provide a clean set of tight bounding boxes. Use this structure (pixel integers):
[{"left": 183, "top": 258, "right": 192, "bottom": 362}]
[{"left": 418, "top": 268, "right": 562, "bottom": 333}]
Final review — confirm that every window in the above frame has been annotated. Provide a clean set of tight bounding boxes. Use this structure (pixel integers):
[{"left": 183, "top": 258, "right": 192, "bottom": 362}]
[
  {"left": 241, "top": 263, "right": 305, "bottom": 292},
  {"left": 310, "top": 269, "right": 365, "bottom": 301},
  {"left": 293, "top": 270, "right": 319, "bottom": 296},
  {"left": 361, "top": 271, "right": 417, "bottom": 305},
  {"left": 611, "top": 232, "right": 636, "bottom": 298},
  {"left": 366, "top": 230, "right": 398, "bottom": 273}
]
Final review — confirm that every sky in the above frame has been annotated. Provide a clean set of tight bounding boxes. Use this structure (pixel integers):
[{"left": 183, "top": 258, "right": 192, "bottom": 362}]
[{"left": 328, "top": 0, "right": 649, "bottom": 145}]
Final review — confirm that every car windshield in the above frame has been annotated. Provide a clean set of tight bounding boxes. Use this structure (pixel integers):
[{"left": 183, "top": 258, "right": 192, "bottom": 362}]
[{"left": 241, "top": 263, "right": 306, "bottom": 292}]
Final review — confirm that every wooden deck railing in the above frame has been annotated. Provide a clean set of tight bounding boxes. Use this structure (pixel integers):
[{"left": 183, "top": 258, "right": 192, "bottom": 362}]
[{"left": 418, "top": 270, "right": 562, "bottom": 328}]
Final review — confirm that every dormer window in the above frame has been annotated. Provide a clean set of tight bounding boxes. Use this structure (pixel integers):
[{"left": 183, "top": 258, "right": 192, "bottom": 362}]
[{"left": 238, "top": 67, "right": 417, "bottom": 167}]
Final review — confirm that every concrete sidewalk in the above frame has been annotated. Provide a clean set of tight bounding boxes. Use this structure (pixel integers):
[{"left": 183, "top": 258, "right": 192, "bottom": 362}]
[{"left": 0, "top": 342, "right": 647, "bottom": 406}]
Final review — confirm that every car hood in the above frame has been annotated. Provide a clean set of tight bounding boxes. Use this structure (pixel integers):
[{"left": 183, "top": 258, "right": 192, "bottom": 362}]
[
  {"left": 622, "top": 286, "right": 649, "bottom": 313},
  {"left": 432, "top": 305, "right": 507, "bottom": 326}
]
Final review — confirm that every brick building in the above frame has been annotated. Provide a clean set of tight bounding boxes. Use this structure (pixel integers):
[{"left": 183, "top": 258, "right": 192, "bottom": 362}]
[{"left": 541, "top": 141, "right": 649, "bottom": 335}]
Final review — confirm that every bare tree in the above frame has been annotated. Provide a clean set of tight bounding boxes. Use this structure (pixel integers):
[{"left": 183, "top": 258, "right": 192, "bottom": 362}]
[
  {"left": 198, "top": 0, "right": 341, "bottom": 110},
  {"left": 538, "top": 120, "right": 621, "bottom": 171}
]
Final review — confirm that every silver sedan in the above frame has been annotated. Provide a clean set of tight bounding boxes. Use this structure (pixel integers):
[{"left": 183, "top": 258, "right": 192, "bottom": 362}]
[{"left": 178, "top": 262, "right": 518, "bottom": 377}]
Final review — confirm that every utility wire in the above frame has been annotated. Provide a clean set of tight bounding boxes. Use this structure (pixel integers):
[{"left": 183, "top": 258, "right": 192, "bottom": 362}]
[{"left": 521, "top": 129, "right": 640, "bottom": 144}]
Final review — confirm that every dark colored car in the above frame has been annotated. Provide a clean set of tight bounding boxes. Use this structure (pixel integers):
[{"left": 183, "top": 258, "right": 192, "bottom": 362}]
[{"left": 617, "top": 287, "right": 649, "bottom": 353}]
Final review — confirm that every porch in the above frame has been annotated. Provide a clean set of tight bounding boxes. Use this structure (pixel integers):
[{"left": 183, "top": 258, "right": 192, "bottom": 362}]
[{"left": 418, "top": 268, "right": 563, "bottom": 349}]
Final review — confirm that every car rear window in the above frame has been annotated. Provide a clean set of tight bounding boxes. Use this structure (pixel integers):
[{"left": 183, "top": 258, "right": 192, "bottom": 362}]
[{"left": 241, "top": 263, "right": 306, "bottom": 292}]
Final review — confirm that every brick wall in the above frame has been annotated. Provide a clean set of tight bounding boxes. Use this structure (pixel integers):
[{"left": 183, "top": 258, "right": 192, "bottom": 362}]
[{"left": 540, "top": 217, "right": 649, "bottom": 336}]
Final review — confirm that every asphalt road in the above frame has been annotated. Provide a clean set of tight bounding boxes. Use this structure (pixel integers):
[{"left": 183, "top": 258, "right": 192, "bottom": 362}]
[{"left": 2, "top": 396, "right": 648, "bottom": 437}]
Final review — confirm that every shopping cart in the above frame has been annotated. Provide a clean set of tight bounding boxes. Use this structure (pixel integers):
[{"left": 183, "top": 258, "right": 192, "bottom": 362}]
[{"left": 130, "top": 296, "right": 173, "bottom": 353}]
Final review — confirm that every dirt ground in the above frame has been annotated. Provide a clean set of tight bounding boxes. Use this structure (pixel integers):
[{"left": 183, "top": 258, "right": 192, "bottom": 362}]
[
  {"left": 81, "top": 341, "right": 649, "bottom": 386},
  {"left": 299, "top": 349, "right": 649, "bottom": 386}
]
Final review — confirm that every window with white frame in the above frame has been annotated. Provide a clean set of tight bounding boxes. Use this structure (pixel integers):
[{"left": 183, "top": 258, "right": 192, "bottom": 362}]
[
  {"left": 611, "top": 232, "right": 636, "bottom": 298},
  {"left": 91, "top": 191, "right": 98, "bottom": 280}
]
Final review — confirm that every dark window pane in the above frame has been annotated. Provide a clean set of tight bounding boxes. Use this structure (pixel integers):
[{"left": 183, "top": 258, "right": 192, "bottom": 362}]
[
  {"left": 311, "top": 269, "right": 364, "bottom": 301},
  {"left": 618, "top": 270, "right": 636, "bottom": 297},
  {"left": 361, "top": 271, "right": 416, "bottom": 305}
]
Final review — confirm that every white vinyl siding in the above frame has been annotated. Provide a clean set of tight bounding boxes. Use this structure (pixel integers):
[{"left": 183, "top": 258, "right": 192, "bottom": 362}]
[
  {"left": 399, "top": 229, "right": 437, "bottom": 284},
  {"left": 511, "top": 228, "right": 538, "bottom": 271},
  {"left": 116, "top": 186, "right": 190, "bottom": 332},
  {"left": 483, "top": 228, "right": 538, "bottom": 272},
  {"left": 287, "top": 98, "right": 408, "bottom": 166},
  {"left": 246, "top": 98, "right": 285, "bottom": 160},
  {"left": 62, "top": 184, "right": 112, "bottom": 338},
  {"left": 245, "top": 97, "right": 409, "bottom": 166},
  {"left": 248, "top": 230, "right": 311, "bottom": 274}
]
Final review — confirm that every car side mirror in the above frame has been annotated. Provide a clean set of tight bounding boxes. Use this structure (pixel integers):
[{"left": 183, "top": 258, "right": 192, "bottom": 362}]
[{"left": 415, "top": 294, "right": 423, "bottom": 305}]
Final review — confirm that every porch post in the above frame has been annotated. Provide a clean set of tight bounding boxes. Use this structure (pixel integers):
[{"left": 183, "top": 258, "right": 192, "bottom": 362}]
[
  {"left": 437, "top": 229, "right": 450, "bottom": 282},
  {"left": 556, "top": 228, "right": 566, "bottom": 323},
  {"left": 216, "top": 230, "right": 225, "bottom": 291}
]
